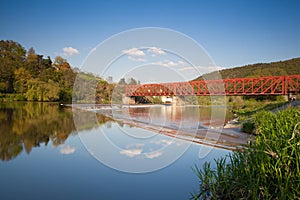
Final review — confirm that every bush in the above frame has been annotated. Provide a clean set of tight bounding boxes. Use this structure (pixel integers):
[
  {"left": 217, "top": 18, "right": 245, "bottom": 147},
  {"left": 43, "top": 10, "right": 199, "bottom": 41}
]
[
  {"left": 192, "top": 108, "right": 300, "bottom": 199},
  {"left": 241, "top": 121, "right": 255, "bottom": 134},
  {"left": 15, "top": 94, "right": 26, "bottom": 101},
  {"left": 58, "top": 89, "right": 72, "bottom": 102}
]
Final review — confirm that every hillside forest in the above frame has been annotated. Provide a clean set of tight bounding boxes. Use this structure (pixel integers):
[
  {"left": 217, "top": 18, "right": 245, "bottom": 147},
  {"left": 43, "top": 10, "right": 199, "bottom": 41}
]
[{"left": 196, "top": 57, "right": 300, "bottom": 80}]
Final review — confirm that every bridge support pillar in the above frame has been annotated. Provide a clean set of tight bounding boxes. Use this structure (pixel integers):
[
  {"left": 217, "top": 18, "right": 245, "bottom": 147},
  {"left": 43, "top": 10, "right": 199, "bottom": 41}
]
[
  {"left": 287, "top": 93, "right": 297, "bottom": 101},
  {"left": 172, "top": 96, "right": 182, "bottom": 106},
  {"left": 122, "top": 96, "right": 135, "bottom": 104},
  {"left": 161, "top": 96, "right": 173, "bottom": 104},
  {"left": 284, "top": 95, "right": 289, "bottom": 102}
]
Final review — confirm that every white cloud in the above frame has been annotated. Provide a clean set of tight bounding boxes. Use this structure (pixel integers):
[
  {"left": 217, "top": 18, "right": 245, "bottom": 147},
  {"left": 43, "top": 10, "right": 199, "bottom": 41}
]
[
  {"left": 128, "top": 56, "right": 147, "bottom": 62},
  {"left": 122, "top": 48, "right": 145, "bottom": 56},
  {"left": 120, "top": 143, "right": 144, "bottom": 158},
  {"left": 176, "top": 141, "right": 183, "bottom": 146},
  {"left": 179, "top": 65, "right": 224, "bottom": 73},
  {"left": 60, "top": 145, "right": 76, "bottom": 155},
  {"left": 145, "top": 151, "right": 163, "bottom": 159},
  {"left": 63, "top": 47, "right": 79, "bottom": 56},
  {"left": 153, "top": 139, "right": 174, "bottom": 146},
  {"left": 197, "top": 65, "right": 224, "bottom": 74},
  {"left": 148, "top": 47, "right": 166, "bottom": 55},
  {"left": 178, "top": 66, "right": 195, "bottom": 71},
  {"left": 153, "top": 60, "right": 185, "bottom": 67},
  {"left": 120, "top": 148, "right": 142, "bottom": 158},
  {"left": 122, "top": 48, "right": 146, "bottom": 62},
  {"left": 178, "top": 60, "right": 185, "bottom": 65}
]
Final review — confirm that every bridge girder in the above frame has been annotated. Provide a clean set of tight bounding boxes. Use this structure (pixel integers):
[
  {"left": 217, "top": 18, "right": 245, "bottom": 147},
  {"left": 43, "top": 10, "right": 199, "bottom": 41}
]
[{"left": 126, "top": 75, "right": 300, "bottom": 97}]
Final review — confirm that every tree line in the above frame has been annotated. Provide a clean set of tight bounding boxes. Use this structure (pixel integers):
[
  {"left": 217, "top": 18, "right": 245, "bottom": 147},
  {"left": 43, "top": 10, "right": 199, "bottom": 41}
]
[
  {"left": 0, "top": 40, "right": 76, "bottom": 101},
  {"left": 0, "top": 40, "right": 140, "bottom": 103}
]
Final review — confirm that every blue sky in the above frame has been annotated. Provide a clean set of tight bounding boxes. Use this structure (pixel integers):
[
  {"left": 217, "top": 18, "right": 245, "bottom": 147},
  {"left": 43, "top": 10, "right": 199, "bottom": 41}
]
[{"left": 1, "top": 0, "right": 299, "bottom": 80}]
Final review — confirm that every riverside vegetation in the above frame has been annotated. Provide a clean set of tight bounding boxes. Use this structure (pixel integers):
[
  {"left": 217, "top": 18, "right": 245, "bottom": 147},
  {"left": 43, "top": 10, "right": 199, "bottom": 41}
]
[
  {"left": 191, "top": 107, "right": 300, "bottom": 199},
  {"left": 0, "top": 40, "right": 136, "bottom": 103}
]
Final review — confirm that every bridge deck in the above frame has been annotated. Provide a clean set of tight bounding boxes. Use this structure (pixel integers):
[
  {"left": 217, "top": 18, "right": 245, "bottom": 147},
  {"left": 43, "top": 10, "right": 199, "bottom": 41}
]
[{"left": 126, "top": 75, "right": 300, "bottom": 96}]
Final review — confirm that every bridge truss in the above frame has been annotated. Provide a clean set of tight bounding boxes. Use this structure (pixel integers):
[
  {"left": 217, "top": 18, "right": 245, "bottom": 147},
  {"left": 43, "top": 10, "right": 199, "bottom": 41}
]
[{"left": 125, "top": 75, "right": 300, "bottom": 97}]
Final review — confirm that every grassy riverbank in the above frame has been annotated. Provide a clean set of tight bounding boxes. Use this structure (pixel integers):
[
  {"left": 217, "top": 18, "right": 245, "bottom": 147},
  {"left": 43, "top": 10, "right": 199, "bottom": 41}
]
[
  {"left": 192, "top": 107, "right": 300, "bottom": 199},
  {"left": 230, "top": 97, "right": 299, "bottom": 133}
]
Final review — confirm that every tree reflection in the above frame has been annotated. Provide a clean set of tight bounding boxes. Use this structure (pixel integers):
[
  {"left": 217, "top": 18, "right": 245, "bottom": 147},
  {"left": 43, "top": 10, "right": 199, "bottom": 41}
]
[{"left": 0, "top": 102, "right": 113, "bottom": 161}]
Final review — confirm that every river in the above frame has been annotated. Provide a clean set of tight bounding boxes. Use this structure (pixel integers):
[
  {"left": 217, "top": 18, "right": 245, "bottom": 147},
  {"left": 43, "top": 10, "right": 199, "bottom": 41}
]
[{"left": 0, "top": 102, "right": 234, "bottom": 200}]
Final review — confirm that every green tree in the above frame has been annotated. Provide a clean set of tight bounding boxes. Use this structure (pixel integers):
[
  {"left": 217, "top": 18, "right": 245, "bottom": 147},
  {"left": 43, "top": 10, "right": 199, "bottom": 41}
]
[
  {"left": 53, "top": 56, "right": 71, "bottom": 70},
  {"left": 39, "top": 56, "right": 54, "bottom": 82},
  {"left": 25, "top": 47, "right": 39, "bottom": 77},
  {"left": 52, "top": 56, "right": 76, "bottom": 102},
  {"left": 127, "top": 77, "right": 137, "bottom": 85},
  {"left": 96, "top": 79, "right": 114, "bottom": 103},
  {"left": 0, "top": 40, "right": 79, "bottom": 102},
  {"left": 118, "top": 78, "right": 126, "bottom": 85},
  {"left": 25, "top": 47, "right": 53, "bottom": 79},
  {"left": 25, "top": 79, "right": 60, "bottom": 101},
  {"left": 0, "top": 40, "right": 26, "bottom": 93},
  {"left": 14, "top": 67, "right": 32, "bottom": 94}
]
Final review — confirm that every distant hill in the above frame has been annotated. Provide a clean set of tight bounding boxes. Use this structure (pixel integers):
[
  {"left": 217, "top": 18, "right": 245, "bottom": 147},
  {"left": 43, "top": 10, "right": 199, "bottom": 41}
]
[{"left": 195, "top": 57, "right": 300, "bottom": 80}]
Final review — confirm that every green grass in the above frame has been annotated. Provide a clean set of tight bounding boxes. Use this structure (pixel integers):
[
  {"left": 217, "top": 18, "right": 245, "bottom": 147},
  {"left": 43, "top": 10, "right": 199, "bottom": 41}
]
[
  {"left": 233, "top": 101, "right": 287, "bottom": 116},
  {"left": 234, "top": 100, "right": 289, "bottom": 134},
  {"left": 192, "top": 108, "right": 300, "bottom": 199},
  {"left": 241, "top": 121, "right": 255, "bottom": 134},
  {"left": 0, "top": 93, "right": 24, "bottom": 101}
]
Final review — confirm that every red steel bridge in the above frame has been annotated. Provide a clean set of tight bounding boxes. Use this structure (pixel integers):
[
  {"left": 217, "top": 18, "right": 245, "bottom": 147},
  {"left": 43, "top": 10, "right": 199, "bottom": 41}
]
[{"left": 125, "top": 75, "right": 300, "bottom": 97}]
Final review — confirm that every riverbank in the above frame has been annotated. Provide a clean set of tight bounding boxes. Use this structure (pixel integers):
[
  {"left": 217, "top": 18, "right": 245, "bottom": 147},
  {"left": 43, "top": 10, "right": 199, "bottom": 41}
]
[
  {"left": 228, "top": 100, "right": 300, "bottom": 133},
  {"left": 192, "top": 107, "right": 300, "bottom": 199}
]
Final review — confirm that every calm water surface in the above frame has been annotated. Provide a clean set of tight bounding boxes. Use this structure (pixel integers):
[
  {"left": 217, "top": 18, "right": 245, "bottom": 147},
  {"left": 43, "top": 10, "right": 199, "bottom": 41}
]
[{"left": 0, "top": 102, "right": 230, "bottom": 200}]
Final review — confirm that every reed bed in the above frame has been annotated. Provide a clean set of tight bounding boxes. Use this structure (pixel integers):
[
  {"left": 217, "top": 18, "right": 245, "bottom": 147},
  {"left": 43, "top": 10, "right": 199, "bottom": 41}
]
[{"left": 192, "top": 108, "right": 300, "bottom": 199}]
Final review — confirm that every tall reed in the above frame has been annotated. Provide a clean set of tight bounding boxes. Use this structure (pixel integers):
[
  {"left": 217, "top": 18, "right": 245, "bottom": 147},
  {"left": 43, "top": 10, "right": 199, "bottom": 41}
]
[{"left": 192, "top": 108, "right": 300, "bottom": 199}]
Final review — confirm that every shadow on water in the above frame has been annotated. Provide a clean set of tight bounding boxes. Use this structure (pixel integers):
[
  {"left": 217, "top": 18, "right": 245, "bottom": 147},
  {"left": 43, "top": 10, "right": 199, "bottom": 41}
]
[{"left": 0, "top": 102, "right": 113, "bottom": 161}]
